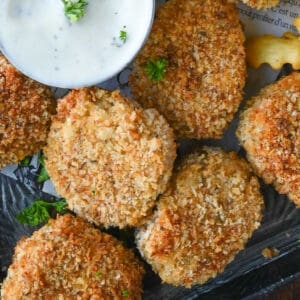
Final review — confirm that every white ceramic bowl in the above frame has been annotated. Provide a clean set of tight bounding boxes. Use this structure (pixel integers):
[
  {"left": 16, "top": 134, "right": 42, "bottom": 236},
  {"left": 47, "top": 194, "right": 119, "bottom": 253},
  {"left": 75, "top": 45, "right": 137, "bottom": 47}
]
[{"left": 0, "top": 0, "right": 155, "bottom": 88}]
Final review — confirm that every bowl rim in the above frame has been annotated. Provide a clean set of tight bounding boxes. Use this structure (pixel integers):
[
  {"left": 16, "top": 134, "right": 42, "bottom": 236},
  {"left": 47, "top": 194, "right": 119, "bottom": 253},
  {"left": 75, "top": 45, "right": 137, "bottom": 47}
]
[{"left": 0, "top": 0, "right": 156, "bottom": 89}]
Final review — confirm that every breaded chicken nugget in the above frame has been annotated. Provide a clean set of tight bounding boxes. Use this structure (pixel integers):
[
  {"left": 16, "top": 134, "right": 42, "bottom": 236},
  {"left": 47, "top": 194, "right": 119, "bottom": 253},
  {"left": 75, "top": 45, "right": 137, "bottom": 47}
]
[
  {"left": 136, "top": 148, "right": 263, "bottom": 287},
  {"left": 237, "top": 73, "right": 300, "bottom": 206},
  {"left": 130, "top": 0, "right": 246, "bottom": 139},
  {"left": 232, "top": 0, "right": 279, "bottom": 9},
  {"left": 44, "top": 88, "right": 176, "bottom": 228},
  {"left": 0, "top": 55, "right": 55, "bottom": 168},
  {"left": 1, "top": 214, "right": 144, "bottom": 299}
]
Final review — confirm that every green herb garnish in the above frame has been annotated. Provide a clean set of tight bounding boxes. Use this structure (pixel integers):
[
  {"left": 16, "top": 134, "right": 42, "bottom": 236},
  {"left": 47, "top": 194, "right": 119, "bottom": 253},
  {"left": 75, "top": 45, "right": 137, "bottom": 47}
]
[
  {"left": 19, "top": 156, "right": 32, "bottom": 167},
  {"left": 95, "top": 271, "right": 102, "bottom": 278},
  {"left": 119, "top": 30, "right": 127, "bottom": 43},
  {"left": 62, "top": 0, "right": 88, "bottom": 23},
  {"left": 121, "top": 290, "right": 130, "bottom": 297},
  {"left": 145, "top": 58, "right": 168, "bottom": 81},
  {"left": 37, "top": 154, "right": 50, "bottom": 183},
  {"left": 16, "top": 199, "right": 67, "bottom": 226}
]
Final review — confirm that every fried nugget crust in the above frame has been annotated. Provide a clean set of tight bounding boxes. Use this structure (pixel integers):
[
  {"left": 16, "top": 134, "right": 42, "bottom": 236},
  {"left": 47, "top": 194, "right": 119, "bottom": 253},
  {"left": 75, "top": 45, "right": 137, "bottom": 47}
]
[
  {"left": 129, "top": 0, "right": 246, "bottom": 139},
  {"left": 237, "top": 73, "right": 300, "bottom": 206},
  {"left": 1, "top": 214, "right": 145, "bottom": 299},
  {"left": 0, "top": 55, "right": 55, "bottom": 168},
  {"left": 44, "top": 88, "right": 176, "bottom": 228},
  {"left": 136, "top": 148, "right": 263, "bottom": 287}
]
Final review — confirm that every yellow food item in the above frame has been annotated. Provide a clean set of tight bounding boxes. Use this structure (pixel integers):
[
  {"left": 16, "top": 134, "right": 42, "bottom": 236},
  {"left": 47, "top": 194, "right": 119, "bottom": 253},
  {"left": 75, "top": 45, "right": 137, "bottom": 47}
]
[
  {"left": 247, "top": 17, "right": 300, "bottom": 69},
  {"left": 247, "top": 33, "right": 300, "bottom": 69},
  {"left": 294, "top": 16, "right": 300, "bottom": 30}
]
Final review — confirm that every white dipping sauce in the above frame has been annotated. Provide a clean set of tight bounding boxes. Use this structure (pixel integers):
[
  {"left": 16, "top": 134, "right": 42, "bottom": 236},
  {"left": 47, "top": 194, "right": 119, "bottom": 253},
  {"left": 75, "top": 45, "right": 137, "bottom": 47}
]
[{"left": 0, "top": 0, "right": 154, "bottom": 88}]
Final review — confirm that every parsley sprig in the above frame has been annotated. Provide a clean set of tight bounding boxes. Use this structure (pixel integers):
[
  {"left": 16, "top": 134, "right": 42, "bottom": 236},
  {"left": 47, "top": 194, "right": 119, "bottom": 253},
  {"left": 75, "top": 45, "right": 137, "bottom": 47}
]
[
  {"left": 16, "top": 199, "right": 67, "bottom": 226},
  {"left": 62, "top": 0, "right": 88, "bottom": 23},
  {"left": 145, "top": 58, "right": 168, "bottom": 81}
]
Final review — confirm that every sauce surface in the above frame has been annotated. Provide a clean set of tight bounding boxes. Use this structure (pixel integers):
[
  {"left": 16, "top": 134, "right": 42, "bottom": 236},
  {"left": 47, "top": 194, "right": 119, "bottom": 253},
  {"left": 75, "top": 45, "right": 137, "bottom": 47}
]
[{"left": 0, "top": 0, "right": 154, "bottom": 88}]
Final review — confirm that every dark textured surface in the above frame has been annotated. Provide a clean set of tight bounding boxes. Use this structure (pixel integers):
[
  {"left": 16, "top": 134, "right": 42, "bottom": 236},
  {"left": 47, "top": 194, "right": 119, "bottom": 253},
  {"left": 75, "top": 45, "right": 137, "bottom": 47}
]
[
  {"left": 0, "top": 174, "right": 57, "bottom": 281},
  {"left": 258, "top": 275, "right": 300, "bottom": 300}
]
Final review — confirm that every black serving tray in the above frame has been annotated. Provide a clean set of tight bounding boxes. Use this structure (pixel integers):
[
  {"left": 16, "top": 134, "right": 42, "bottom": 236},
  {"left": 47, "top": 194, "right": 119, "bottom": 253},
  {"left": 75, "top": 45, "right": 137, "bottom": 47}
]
[
  {"left": 1, "top": 67, "right": 300, "bottom": 299},
  {"left": 1, "top": 1, "right": 300, "bottom": 298}
]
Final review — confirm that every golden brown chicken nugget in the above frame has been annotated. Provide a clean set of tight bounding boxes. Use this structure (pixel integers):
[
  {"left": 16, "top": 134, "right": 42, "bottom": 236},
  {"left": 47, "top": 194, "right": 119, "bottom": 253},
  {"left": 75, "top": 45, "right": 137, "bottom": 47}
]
[
  {"left": 136, "top": 148, "right": 263, "bottom": 287},
  {"left": 237, "top": 73, "right": 300, "bottom": 206},
  {"left": 0, "top": 55, "right": 55, "bottom": 168},
  {"left": 130, "top": 0, "right": 246, "bottom": 139},
  {"left": 44, "top": 88, "right": 176, "bottom": 228},
  {"left": 1, "top": 214, "right": 145, "bottom": 299}
]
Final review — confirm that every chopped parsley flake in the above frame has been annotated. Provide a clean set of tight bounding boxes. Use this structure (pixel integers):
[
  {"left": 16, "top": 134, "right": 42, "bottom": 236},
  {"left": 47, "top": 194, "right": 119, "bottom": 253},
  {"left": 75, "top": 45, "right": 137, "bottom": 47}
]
[
  {"left": 119, "top": 30, "right": 127, "bottom": 43},
  {"left": 95, "top": 271, "right": 102, "bottom": 278},
  {"left": 121, "top": 290, "right": 130, "bottom": 297},
  {"left": 62, "top": 0, "right": 88, "bottom": 23},
  {"left": 145, "top": 58, "right": 168, "bottom": 81}
]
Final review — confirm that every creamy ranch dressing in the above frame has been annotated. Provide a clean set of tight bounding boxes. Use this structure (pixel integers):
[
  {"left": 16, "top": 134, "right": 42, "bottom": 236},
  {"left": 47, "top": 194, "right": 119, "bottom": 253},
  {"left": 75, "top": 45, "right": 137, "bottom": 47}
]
[{"left": 0, "top": 0, "right": 154, "bottom": 88}]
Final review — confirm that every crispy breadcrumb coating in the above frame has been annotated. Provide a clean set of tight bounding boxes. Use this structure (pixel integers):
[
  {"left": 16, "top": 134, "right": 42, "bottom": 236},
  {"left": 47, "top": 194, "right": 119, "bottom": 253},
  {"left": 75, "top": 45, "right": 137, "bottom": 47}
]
[
  {"left": 130, "top": 0, "right": 246, "bottom": 139},
  {"left": 44, "top": 88, "right": 176, "bottom": 228},
  {"left": 136, "top": 148, "right": 263, "bottom": 287},
  {"left": 0, "top": 55, "right": 55, "bottom": 169},
  {"left": 1, "top": 214, "right": 145, "bottom": 299},
  {"left": 237, "top": 73, "right": 300, "bottom": 206}
]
